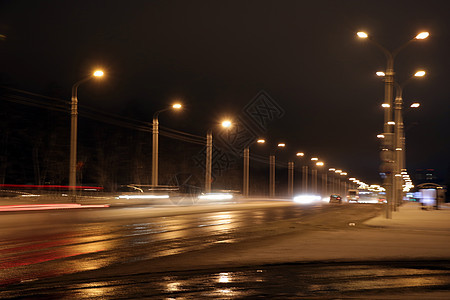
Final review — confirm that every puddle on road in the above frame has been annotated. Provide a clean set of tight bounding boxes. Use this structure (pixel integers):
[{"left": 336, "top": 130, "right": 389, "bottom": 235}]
[{"left": 10, "top": 262, "right": 448, "bottom": 299}]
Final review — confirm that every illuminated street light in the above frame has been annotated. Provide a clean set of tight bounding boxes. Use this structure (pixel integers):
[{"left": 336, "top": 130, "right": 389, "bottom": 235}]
[
  {"left": 357, "top": 30, "right": 429, "bottom": 218},
  {"left": 69, "top": 70, "right": 104, "bottom": 195},
  {"left": 392, "top": 70, "right": 427, "bottom": 210},
  {"left": 357, "top": 31, "right": 368, "bottom": 38},
  {"left": 205, "top": 120, "right": 232, "bottom": 193},
  {"left": 381, "top": 103, "right": 390, "bottom": 108},
  {"left": 414, "top": 70, "right": 426, "bottom": 77},
  {"left": 152, "top": 103, "right": 182, "bottom": 187},
  {"left": 291, "top": 151, "right": 305, "bottom": 195},
  {"left": 308, "top": 157, "right": 323, "bottom": 194},
  {"left": 377, "top": 134, "right": 385, "bottom": 139},
  {"left": 269, "top": 142, "right": 286, "bottom": 197},
  {"left": 222, "top": 120, "right": 232, "bottom": 128},
  {"left": 410, "top": 103, "right": 420, "bottom": 108},
  {"left": 93, "top": 70, "right": 104, "bottom": 77},
  {"left": 243, "top": 138, "right": 265, "bottom": 197},
  {"left": 376, "top": 71, "right": 386, "bottom": 77},
  {"left": 415, "top": 32, "right": 430, "bottom": 39}
]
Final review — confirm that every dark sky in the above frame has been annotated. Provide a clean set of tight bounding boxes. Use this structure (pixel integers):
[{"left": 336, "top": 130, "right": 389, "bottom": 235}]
[{"left": 1, "top": 0, "right": 449, "bottom": 185}]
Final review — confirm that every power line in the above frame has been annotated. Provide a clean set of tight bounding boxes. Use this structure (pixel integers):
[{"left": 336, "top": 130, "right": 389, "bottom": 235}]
[{"left": 1, "top": 86, "right": 206, "bottom": 145}]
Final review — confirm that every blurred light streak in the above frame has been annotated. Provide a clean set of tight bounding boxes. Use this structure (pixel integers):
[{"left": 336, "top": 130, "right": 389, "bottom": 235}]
[
  {"left": 0, "top": 203, "right": 109, "bottom": 212},
  {"left": 117, "top": 194, "right": 169, "bottom": 199}
]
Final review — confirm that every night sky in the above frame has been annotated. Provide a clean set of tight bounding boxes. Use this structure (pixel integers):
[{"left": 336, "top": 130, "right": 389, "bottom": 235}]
[{"left": 1, "top": 0, "right": 449, "bottom": 185}]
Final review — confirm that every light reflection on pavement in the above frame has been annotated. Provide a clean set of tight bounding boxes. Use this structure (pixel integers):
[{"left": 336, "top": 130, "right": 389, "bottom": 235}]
[
  {"left": 1, "top": 203, "right": 449, "bottom": 298},
  {"left": 9, "top": 261, "right": 449, "bottom": 299},
  {"left": 0, "top": 204, "right": 313, "bottom": 286}
]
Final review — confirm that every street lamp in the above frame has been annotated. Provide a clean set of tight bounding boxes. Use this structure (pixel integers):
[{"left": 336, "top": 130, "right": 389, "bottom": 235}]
[
  {"left": 394, "top": 71, "right": 425, "bottom": 209},
  {"left": 152, "top": 103, "right": 182, "bottom": 187},
  {"left": 69, "top": 70, "right": 104, "bottom": 195},
  {"left": 309, "top": 157, "right": 320, "bottom": 194},
  {"left": 269, "top": 143, "right": 285, "bottom": 197},
  {"left": 340, "top": 171, "right": 348, "bottom": 198},
  {"left": 205, "top": 120, "right": 232, "bottom": 193},
  {"left": 243, "top": 138, "right": 265, "bottom": 197},
  {"left": 328, "top": 168, "right": 336, "bottom": 194},
  {"left": 287, "top": 152, "right": 305, "bottom": 197},
  {"left": 378, "top": 70, "right": 426, "bottom": 209},
  {"left": 334, "top": 169, "right": 343, "bottom": 196},
  {"left": 357, "top": 30, "right": 429, "bottom": 218}
]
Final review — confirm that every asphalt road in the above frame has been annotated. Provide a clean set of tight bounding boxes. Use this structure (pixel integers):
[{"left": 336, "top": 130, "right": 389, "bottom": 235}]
[{"left": 1, "top": 200, "right": 449, "bottom": 298}]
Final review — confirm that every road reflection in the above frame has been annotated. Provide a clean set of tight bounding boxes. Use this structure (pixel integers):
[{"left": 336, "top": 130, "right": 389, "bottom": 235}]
[
  {"left": 1, "top": 205, "right": 307, "bottom": 286},
  {"left": 67, "top": 262, "right": 450, "bottom": 299}
]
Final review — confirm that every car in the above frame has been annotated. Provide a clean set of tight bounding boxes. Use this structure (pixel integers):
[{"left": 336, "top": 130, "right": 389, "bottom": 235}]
[
  {"left": 347, "top": 189, "right": 360, "bottom": 202},
  {"left": 329, "top": 194, "right": 342, "bottom": 204}
]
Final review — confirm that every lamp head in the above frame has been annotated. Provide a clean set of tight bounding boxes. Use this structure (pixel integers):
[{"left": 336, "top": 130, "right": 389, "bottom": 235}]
[
  {"left": 414, "top": 70, "right": 426, "bottom": 77},
  {"left": 357, "top": 31, "right": 368, "bottom": 38},
  {"left": 93, "top": 70, "right": 104, "bottom": 77},
  {"left": 415, "top": 32, "right": 429, "bottom": 40},
  {"left": 221, "top": 120, "right": 232, "bottom": 128}
]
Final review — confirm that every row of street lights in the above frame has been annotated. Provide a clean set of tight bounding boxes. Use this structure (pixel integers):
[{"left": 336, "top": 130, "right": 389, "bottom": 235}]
[
  {"left": 240, "top": 139, "right": 362, "bottom": 198},
  {"left": 69, "top": 74, "right": 366, "bottom": 199},
  {"left": 357, "top": 30, "right": 429, "bottom": 218}
]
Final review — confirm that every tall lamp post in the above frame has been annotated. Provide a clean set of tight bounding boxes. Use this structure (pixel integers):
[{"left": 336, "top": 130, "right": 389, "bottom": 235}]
[
  {"left": 287, "top": 161, "right": 294, "bottom": 198},
  {"left": 69, "top": 70, "right": 104, "bottom": 195},
  {"left": 287, "top": 152, "right": 305, "bottom": 198},
  {"left": 377, "top": 70, "right": 425, "bottom": 209},
  {"left": 316, "top": 161, "right": 326, "bottom": 196},
  {"left": 340, "top": 171, "right": 348, "bottom": 198},
  {"left": 393, "top": 71, "right": 425, "bottom": 209},
  {"left": 310, "top": 157, "right": 319, "bottom": 193},
  {"left": 243, "top": 139, "right": 265, "bottom": 197},
  {"left": 205, "top": 120, "right": 232, "bottom": 193},
  {"left": 334, "top": 169, "right": 343, "bottom": 196},
  {"left": 152, "top": 103, "right": 182, "bottom": 187},
  {"left": 269, "top": 143, "right": 285, "bottom": 198},
  {"left": 357, "top": 31, "right": 429, "bottom": 218}
]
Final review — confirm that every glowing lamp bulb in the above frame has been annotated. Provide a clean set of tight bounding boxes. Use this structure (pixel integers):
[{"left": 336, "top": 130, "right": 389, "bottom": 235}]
[
  {"left": 357, "top": 32, "right": 368, "bottom": 38},
  {"left": 222, "top": 120, "right": 232, "bottom": 128},
  {"left": 93, "top": 70, "right": 104, "bottom": 77},
  {"left": 415, "top": 32, "right": 429, "bottom": 39}
]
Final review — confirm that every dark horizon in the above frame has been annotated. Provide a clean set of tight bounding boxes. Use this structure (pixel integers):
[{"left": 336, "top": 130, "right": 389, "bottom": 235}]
[{"left": 1, "top": 0, "right": 449, "bottom": 188}]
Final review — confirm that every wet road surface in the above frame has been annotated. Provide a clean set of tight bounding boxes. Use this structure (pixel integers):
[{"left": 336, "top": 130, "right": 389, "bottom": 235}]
[
  {"left": 0, "top": 201, "right": 323, "bottom": 286},
  {"left": 2, "top": 261, "right": 450, "bottom": 298},
  {"left": 1, "top": 201, "right": 449, "bottom": 298}
]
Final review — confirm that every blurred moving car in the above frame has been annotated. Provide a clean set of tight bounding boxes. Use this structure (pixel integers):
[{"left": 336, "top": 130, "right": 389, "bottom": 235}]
[
  {"left": 329, "top": 194, "right": 342, "bottom": 204},
  {"left": 347, "top": 189, "right": 360, "bottom": 203}
]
